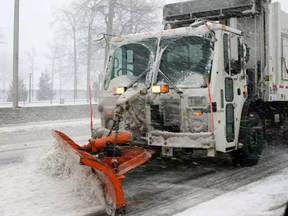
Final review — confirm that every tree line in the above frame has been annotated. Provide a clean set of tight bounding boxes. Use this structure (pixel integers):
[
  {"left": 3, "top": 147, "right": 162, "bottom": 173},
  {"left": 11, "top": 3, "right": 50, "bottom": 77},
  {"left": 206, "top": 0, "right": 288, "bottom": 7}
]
[
  {"left": 1, "top": 0, "right": 162, "bottom": 103},
  {"left": 46, "top": 0, "right": 162, "bottom": 101}
]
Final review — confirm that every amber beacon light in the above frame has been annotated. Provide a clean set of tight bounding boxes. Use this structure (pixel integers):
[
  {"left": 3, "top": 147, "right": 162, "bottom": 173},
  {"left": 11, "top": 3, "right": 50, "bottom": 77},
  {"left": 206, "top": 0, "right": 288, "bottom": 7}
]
[{"left": 151, "top": 85, "right": 170, "bottom": 94}]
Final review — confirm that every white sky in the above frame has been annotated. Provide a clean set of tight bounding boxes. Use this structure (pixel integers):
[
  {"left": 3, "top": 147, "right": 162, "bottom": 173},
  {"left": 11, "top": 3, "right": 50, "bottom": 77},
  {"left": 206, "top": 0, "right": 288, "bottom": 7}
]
[
  {"left": 0, "top": 0, "right": 74, "bottom": 57},
  {"left": 0, "top": 0, "right": 287, "bottom": 89},
  {"left": 0, "top": 0, "right": 287, "bottom": 56}
]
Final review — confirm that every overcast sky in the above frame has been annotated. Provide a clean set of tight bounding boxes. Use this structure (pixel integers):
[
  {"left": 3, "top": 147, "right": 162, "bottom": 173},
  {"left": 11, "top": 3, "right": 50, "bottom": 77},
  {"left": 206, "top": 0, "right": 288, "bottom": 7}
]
[
  {"left": 0, "top": 0, "right": 287, "bottom": 89},
  {"left": 0, "top": 0, "right": 287, "bottom": 57}
]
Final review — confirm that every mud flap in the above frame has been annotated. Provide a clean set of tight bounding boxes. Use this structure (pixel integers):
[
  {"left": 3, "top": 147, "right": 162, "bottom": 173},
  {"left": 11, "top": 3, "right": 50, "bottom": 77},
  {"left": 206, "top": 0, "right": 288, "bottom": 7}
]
[{"left": 51, "top": 130, "right": 151, "bottom": 215}]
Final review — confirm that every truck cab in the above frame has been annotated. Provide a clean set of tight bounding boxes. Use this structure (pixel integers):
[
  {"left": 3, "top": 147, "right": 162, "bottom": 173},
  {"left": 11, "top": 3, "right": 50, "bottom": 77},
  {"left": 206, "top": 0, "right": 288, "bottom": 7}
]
[{"left": 97, "top": 0, "right": 274, "bottom": 166}]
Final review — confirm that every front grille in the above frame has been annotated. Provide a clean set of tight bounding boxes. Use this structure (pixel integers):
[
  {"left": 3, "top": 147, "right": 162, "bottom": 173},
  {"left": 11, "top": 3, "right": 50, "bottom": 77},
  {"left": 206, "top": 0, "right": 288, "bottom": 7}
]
[
  {"left": 162, "top": 99, "right": 181, "bottom": 132},
  {"left": 150, "top": 99, "right": 181, "bottom": 132},
  {"left": 151, "top": 105, "right": 163, "bottom": 130}
]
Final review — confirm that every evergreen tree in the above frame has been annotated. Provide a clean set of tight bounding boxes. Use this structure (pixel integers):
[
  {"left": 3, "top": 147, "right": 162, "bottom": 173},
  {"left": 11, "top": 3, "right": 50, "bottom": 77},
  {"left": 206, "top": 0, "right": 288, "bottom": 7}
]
[
  {"left": 37, "top": 71, "right": 54, "bottom": 101},
  {"left": 7, "top": 78, "right": 28, "bottom": 102}
]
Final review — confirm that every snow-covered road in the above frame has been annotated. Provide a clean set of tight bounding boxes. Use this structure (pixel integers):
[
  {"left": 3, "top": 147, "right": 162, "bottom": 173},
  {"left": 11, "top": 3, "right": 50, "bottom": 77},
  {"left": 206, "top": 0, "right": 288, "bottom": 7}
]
[
  {"left": 0, "top": 119, "right": 106, "bottom": 216},
  {"left": 1, "top": 119, "right": 288, "bottom": 216}
]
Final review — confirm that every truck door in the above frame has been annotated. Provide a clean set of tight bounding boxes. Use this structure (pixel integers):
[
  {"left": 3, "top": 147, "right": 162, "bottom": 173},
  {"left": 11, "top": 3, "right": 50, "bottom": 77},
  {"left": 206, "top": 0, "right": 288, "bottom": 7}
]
[{"left": 223, "top": 33, "right": 246, "bottom": 149}]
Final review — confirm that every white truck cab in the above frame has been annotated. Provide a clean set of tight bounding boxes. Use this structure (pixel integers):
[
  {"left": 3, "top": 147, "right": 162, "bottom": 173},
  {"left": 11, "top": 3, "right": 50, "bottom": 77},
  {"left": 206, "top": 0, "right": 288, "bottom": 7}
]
[{"left": 96, "top": 0, "right": 288, "bottom": 166}]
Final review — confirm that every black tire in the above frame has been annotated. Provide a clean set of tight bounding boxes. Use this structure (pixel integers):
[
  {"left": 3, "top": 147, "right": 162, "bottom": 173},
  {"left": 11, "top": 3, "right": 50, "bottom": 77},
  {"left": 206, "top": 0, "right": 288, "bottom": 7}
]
[{"left": 232, "top": 112, "right": 264, "bottom": 166}]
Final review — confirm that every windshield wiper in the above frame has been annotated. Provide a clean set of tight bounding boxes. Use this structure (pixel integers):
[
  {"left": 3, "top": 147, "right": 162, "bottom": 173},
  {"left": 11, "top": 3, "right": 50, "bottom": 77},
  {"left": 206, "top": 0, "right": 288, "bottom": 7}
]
[
  {"left": 127, "top": 68, "right": 150, "bottom": 89},
  {"left": 158, "top": 69, "right": 183, "bottom": 94}
]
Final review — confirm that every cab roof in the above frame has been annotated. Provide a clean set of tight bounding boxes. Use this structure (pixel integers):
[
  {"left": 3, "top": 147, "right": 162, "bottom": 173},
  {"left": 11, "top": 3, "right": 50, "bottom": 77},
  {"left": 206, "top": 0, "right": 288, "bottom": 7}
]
[{"left": 111, "top": 22, "right": 242, "bottom": 44}]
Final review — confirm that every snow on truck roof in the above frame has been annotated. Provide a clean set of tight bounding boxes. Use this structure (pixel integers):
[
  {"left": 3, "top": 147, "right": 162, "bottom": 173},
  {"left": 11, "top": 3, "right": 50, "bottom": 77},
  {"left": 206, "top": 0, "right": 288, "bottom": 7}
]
[
  {"left": 111, "top": 22, "right": 242, "bottom": 44},
  {"left": 163, "top": 0, "right": 256, "bottom": 18}
]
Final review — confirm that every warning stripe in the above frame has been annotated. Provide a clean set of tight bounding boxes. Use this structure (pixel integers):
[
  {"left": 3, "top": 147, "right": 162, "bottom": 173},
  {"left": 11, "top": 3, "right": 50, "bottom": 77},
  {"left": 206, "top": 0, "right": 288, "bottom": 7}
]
[{"left": 272, "top": 85, "right": 288, "bottom": 89}]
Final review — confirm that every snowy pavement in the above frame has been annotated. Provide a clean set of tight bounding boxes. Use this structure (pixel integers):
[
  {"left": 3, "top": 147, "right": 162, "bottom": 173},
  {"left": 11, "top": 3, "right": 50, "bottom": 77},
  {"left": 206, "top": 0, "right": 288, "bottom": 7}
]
[
  {"left": 0, "top": 119, "right": 106, "bottom": 216},
  {"left": 175, "top": 168, "right": 288, "bottom": 216},
  {"left": 0, "top": 99, "right": 93, "bottom": 108},
  {"left": 1, "top": 120, "right": 288, "bottom": 216}
]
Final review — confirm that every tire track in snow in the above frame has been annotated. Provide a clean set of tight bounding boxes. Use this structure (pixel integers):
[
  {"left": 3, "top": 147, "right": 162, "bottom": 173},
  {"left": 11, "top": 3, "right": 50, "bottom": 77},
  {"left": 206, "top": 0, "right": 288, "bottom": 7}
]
[{"left": 121, "top": 144, "right": 288, "bottom": 216}]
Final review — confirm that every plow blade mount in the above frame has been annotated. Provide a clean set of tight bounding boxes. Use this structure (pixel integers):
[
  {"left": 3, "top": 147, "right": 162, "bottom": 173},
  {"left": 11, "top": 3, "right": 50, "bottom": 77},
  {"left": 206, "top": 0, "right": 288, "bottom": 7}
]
[{"left": 52, "top": 130, "right": 152, "bottom": 215}]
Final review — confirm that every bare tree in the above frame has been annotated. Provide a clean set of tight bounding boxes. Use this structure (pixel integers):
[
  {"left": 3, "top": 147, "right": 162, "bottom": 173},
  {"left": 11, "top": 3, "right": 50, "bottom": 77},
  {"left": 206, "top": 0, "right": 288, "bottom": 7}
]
[
  {"left": 0, "top": 52, "right": 11, "bottom": 101},
  {"left": 114, "top": 0, "right": 162, "bottom": 35},
  {"left": 0, "top": 27, "right": 3, "bottom": 44},
  {"left": 52, "top": 0, "right": 162, "bottom": 102},
  {"left": 75, "top": 0, "right": 106, "bottom": 102},
  {"left": 94, "top": 0, "right": 162, "bottom": 35},
  {"left": 53, "top": 4, "right": 84, "bottom": 101},
  {"left": 23, "top": 47, "right": 37, "bottom": 99},
  {"left": 45, "top": 40, "right": 68, "bottom": 104}
]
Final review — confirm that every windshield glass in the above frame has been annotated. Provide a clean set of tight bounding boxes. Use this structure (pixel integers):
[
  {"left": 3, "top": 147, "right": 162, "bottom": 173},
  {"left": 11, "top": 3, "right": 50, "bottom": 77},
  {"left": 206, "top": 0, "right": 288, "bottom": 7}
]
[
  {"left": 105, "top": 38, "right": 157, "bottom": 90},
  {"left": 157, "top": 35, "right": 213, "bottom": 88}
]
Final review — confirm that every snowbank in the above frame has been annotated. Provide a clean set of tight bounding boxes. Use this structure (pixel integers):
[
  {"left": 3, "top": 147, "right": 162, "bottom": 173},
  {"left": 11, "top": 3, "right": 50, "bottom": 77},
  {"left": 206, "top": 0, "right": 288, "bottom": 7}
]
[
  {"left": 0, "top": 118, "right": 100, "bottom": 134},
  {"left": 0, "top": 104, "right": 99, "bottom": 124},
  {"left": 175, "top": 168, "right": 288, "bottom": 216},
  {"left": 0, "top": 144, "right": 105, "bottom": 216}
]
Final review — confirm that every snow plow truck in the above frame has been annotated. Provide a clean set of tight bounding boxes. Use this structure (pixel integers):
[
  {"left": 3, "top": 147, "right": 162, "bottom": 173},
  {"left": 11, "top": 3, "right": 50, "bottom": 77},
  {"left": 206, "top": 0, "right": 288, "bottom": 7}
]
[{"left": 52, "top": 0, "right": 288, "bottom": 215}]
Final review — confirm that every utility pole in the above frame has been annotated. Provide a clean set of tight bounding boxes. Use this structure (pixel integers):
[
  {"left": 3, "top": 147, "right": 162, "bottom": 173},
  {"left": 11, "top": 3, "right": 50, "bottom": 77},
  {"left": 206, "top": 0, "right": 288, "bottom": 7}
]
[
  {"left": 87, "top": 22, "right": 92, "bottom": 103},
  {"left": 51, "top": 59, "right": 55, "bottom": 105},
  {"left": 29, "top": 73, "right": 32, "bottom": 103},
  {"left": 13, "top": 0, "right": 20, "bottom": 108}
]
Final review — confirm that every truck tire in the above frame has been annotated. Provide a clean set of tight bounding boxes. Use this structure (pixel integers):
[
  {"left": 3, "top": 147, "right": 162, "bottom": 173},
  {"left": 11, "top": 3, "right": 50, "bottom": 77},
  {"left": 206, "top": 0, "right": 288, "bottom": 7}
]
[{"left": 232, "top": 112, "right": 264, "bottom": 166}]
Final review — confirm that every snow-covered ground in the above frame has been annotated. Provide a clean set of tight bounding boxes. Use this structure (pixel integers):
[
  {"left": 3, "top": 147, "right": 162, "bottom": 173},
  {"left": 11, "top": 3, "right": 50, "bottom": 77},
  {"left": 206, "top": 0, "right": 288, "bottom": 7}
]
[
  {"left": 0, "top": 151, "right": 105, "bottom": 216},
  {"left": 0, "top": 99, "right": 96, "bottom": 108},
  {"left": 0, "top": 119, "right": 105, "bottom": 216},
  {"left": 0, "top": 118, "right": 99, "bottom": 134},
  {"left": 1, "top": 119, "right": 288, "bottom": 216},
  {"left": 176, "top": 168, "right": 288, "bottom": 216}
]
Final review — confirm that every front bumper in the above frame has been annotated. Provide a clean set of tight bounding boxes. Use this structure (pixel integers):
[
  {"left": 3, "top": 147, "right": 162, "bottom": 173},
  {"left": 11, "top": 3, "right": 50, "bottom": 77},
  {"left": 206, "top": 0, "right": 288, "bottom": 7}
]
[{"left": 147, "top": 131, "right": 215, "bottom": 149}]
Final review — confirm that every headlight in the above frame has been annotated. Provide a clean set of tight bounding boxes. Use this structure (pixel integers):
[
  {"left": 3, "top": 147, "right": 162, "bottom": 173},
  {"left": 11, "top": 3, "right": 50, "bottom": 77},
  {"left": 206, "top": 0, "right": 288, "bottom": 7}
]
[
  {"left": 188, "top": 96, "right": 206, "bottom": 107},
  {"left": 152, "top": 85, "right": 169, "bottom": 94},
  {"left": 113, "top": 87, "right": 127, "bottom": 95}
]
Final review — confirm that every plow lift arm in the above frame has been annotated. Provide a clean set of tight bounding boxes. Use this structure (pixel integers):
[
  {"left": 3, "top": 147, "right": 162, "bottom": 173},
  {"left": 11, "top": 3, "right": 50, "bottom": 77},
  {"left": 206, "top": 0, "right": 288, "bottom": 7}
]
[{"left": 52, "top": 84, "right": 151, "bottom": 215}]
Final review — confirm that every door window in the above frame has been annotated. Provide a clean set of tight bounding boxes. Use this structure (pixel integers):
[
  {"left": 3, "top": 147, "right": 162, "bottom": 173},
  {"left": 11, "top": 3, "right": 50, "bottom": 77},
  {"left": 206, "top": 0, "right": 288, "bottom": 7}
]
[
  {"left": 225, "top": 78, "right": 234, "bottom": 102},
  {"left": 223, "top": 34, "right": 230, "bottom": 74},
  {"left": 230, "top": 37, "right": 242, "bottom": 76},
  {"left": 226, "top": 104, "right": 235, "bottom": 142}
]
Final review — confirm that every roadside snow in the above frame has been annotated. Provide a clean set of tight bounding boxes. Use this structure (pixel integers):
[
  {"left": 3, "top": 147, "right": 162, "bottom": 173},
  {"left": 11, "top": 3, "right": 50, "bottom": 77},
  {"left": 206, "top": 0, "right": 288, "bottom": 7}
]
[
  {"left": 175, "top": 168, "right": 288, "bottom": 216},
  {"left": 0, "top": 145, "right": 105, "bottom": 216},
  {"left": 0, "top": 118, "right": 100, "bottom": 134},
  {"left": 0, "top": 135, "right": 89, "bottom": 152}
]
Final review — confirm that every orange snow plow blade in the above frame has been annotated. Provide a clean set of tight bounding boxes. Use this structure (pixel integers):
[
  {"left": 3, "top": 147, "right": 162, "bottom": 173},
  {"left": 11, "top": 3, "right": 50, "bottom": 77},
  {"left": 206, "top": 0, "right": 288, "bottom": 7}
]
[{"left": 51, "top": 130, "right": 152, "bottom": 215}]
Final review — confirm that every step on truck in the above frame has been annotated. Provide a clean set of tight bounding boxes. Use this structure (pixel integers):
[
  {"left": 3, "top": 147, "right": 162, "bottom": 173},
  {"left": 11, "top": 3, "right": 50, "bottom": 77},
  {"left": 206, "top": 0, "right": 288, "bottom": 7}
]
[{"left": 53, "top": 0, "right": 288, "bottom": 215}]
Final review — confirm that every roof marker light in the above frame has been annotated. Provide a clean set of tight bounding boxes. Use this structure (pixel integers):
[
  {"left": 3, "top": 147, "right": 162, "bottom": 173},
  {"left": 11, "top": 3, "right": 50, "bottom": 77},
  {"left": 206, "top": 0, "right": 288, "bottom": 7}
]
[{"left": 116, "top": 37, "right": 123, "bottom": 42}]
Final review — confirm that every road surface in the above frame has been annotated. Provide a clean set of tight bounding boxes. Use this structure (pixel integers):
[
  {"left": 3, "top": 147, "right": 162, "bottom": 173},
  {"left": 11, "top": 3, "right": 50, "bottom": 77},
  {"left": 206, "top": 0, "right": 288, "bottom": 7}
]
[{"left": 0, "top": 119, "right": 288, "bottom": 216}]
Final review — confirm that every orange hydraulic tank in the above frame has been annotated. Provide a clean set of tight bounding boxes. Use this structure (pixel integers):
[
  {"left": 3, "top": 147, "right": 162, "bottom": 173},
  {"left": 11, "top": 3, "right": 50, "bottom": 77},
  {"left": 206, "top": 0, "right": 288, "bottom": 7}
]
[{"left": 82, "top": 133, "right": 131, "bottom": 153}]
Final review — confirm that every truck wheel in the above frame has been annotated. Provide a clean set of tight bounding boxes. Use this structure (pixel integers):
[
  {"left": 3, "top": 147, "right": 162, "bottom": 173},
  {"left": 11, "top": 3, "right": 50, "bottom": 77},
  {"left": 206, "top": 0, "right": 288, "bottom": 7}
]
[{"left": 232, "top": 112, "right": 264, "bottom": 166}]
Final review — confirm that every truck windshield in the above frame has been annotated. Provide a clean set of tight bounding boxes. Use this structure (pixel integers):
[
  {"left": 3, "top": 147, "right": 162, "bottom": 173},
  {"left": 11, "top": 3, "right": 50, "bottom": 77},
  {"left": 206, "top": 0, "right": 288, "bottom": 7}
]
[
  {"left": 157, "top": 36, "right": 213, "bottom": 88},
  {"left": 105, "top": 38, "right": 157, "bottom": 90}
]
